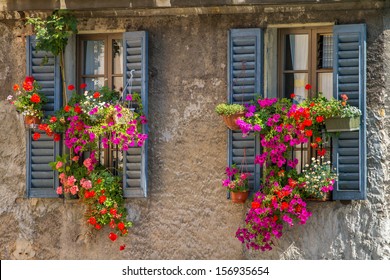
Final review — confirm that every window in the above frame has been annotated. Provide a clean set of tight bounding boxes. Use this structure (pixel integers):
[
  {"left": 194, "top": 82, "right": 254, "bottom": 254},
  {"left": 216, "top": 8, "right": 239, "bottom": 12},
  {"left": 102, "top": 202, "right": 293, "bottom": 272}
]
[
  {"left": 77, "top": 34, "right": 124, "bottom": 91},
  {"left": 278, "top": 27, "right": 333, "bottom": 101},
  {"left": 26, "top": 31, "right": 149, "bottom": 198},
  {"left": 77, "top": 34, "right": 124, "bottom": 175},
  {"left": 228, "top": 25, "right": 367, "bottom": 200},
  {"left": 278, "top": 27, "right": 334, "bottom": 169}
]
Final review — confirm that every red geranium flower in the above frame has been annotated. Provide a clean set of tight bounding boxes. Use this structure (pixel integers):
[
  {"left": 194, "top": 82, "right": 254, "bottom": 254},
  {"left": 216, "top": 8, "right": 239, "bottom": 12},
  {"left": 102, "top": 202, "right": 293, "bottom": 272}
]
[
  {"left": 80, "top": 83, "right": 87, "bottom": 89},
  {"left": 316, "top": 116, "right": 324, "bottom": 123},
  {"left": 13, "top": 84, "right": 19, "bottom": 91},
  {"left": 95, "top": 224, "right": 102, "bottom": 230},
  {"left": 93, "top": 92, "right": 100, "bottom": 99},
  {"left": 74, "top": 105, "right": 82, "bottom": 114},
  {"left": 30, "top": 93, "right": 41, "bottom": 103},
  {"left": 251, "top": 201, "right": 261, "bottom": 209},
  {"left": 317, "top": 148, "right": 326, "bottom": 156},
  {"left": 119, "top": 245, "right": 126, "bottom": 251},
  {"left": 32, "top": 132, "right": 41, "bottom": 141},
  {"left": 67, "top": 84, "right": 75, "bottom": 91},
  {"left": 98, "top": 195, "right": 107, "bottom": 204},
  {"left": 108, "top": 232, "right": 117, "bottom": 241},
  {"left": 281, "top": 202, "right": 289, "bottom": 211},
  {"left": 64, "top": 105, "right": 71, "bottom": 112},
  {"left": 290, "top": 93, "right": 296, "bottom": 98},
  {"left": 53, "top": 134, "right": 61, "bottom": 142},
  {"left": 110, "top": 208, "right": 117, "bottom": 216},
  {"left": 305, "top": 84, "right": 312, "bottom": 90},
  {"left": 49, "top": 116, "right": 57, "bottom": 123},
  {"left": 117, "top": 222, "right": 125, "bottom": 231},
  {"left": 88, "top": 217, "right": 97, "bottom": 225},
  {"left": 305, "top": 130, "right": 313, "bottom": 137}
]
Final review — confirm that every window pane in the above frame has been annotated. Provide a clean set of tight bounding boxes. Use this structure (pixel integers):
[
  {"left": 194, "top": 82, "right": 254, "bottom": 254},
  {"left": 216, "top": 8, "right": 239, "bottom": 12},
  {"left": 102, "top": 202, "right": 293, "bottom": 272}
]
[
  {"left": 83, "top": 77, "right": 105, "bottom": 90},
  {"left": 83, "top": 40, "right": 105, "bottom": 75},
  {"left": 113, "top": 77, "right": 123, "bottom": 92},
  {"left": 318, "top": 34, "right": 333, "bottom": 69},
  {"left": 112, "top": 39, "right": 123, "bottom": 74},
  {"left": 285, "top": 34, "right": 309, "bottom": 71},
  {"left": 284, "top": 73, "right": 308, "bottom": 101},
  {"left": 318, "top": 73, "right": 333, "bottom": 100}
]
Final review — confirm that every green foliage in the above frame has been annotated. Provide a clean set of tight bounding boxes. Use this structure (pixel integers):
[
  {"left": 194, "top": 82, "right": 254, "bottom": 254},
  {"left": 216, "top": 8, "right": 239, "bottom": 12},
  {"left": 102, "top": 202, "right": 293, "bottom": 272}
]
[
  {"left": 9, "top": 79, "right": 48, "bottom": 118},
  {"left": 26, "top": 10, "right": 78, "bottom": 56},
  {"left": 215, "top": 103, "right": 245, "bottom": 116},
  {"left": 304, "top": 93, "right": 362, "bottom": 118}
]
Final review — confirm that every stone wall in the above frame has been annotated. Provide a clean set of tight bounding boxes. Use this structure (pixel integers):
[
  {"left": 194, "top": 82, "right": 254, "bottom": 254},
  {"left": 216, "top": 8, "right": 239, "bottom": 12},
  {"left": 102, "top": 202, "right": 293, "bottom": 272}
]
[{"left": 0, "top": 3, "right": 389, "bottom": 259}]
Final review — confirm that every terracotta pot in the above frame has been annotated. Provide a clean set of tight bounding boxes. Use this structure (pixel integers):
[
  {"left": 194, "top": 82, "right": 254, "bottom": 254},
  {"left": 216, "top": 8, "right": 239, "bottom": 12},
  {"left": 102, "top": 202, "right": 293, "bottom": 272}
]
[
  {"left": 222, "top": 112, "right": 246, "bottom": 130},
  {"left": 24, "top": 116, "right": 41, "bottom": 125},
  {"left": 230, "top": 191, "right": 249, "bottom": 203}
]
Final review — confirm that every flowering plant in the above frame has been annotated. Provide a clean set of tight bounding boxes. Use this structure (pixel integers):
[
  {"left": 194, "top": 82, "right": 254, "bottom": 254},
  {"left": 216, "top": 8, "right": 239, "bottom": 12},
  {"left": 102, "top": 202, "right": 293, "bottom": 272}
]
[
  {"left": 306, "top": 93, "right": 361, "bottom": 119},
  {"left": 222, "top": 165, "right": 251, "bottom": 193},
  {"left": 36, "top": 83, "right": 148, "bottom": 250},
  {"left": 298, "top": 157, "right": 338, "bottom": 200},
  {"left": 50, "top": 153, "right": 131, "bottom": 248},
  {"left": 7, "top": 76, "right": 48, "bottom": 118},
  {"left": 224, "top": 84, "right": 339, "bottom": 251}
]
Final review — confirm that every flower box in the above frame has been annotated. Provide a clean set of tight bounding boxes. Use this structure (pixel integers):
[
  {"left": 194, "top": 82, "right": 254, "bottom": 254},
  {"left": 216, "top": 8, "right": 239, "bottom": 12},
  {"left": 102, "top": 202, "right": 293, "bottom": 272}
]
[{"left": 324, "top": 116, "right": 360, "bottom": 132}]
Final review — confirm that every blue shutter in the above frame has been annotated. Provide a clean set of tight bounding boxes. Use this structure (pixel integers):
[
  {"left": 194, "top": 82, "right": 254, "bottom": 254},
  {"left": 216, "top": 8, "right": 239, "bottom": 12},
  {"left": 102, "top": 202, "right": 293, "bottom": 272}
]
[
  {"left": 332, "top": 24, "right": 366, "bottom": 200},
  {"left": 26, "top": 36, "right": 61, "bottom": 198},
  {"left": 122, "top": 31, "right": 148, "bottom": 198},
  {"left": 228, "top": 29, "right": 263, "bottom": 192}
]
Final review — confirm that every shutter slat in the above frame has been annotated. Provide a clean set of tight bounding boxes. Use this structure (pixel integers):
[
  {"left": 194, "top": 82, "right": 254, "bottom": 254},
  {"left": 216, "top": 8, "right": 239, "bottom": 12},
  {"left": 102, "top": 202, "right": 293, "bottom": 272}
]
[
  {"left": 122, "top": 31, "right": 148, "bottom": 198},
  {"left": 228, "top": 29, "right": 262, "bottom": 194},
  {"left": 332, "top": 24, "right": 366, "bottom": 200}
]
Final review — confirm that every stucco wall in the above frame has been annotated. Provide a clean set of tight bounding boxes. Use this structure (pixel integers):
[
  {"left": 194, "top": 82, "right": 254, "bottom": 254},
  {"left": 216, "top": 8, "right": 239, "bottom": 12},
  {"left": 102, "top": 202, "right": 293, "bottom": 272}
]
[{"left": 0, "top": 3, "right": 389, "bottom": 259}]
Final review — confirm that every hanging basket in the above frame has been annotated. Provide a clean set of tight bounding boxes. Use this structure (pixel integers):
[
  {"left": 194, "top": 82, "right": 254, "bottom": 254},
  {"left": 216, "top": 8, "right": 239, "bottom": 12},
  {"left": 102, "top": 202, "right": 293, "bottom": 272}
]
[
  {"left": 324, "top": 116, "right": 360, "bottom": 132},
  {"left": 222, "top": 112, "right": 245, "bottom": 130},
  {"left": 230, "top": 191, "right": 249, "bottom": 203}
]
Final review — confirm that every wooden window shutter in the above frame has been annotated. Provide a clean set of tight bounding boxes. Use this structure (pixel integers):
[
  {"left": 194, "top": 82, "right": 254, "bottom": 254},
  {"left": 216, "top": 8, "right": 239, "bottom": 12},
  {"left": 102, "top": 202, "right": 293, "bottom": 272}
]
[
  {"left": 227, "top": 29, "right": 263, "bottom": 193},
  {"left": 332, "top": 24, "right": 367, "bottom": 200},
  {"left": 122, "top": 31, "right": 148, "bottom": 198},
  {"left": 26, "top": 36, "right": 62, "bottom": 198}
]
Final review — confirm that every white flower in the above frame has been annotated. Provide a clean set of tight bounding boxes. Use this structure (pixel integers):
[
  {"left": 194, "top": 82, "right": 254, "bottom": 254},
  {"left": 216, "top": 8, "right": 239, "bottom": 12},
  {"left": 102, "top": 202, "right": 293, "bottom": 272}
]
[{"left": 7, "top": 95, "right": 13, "bottom": 100}]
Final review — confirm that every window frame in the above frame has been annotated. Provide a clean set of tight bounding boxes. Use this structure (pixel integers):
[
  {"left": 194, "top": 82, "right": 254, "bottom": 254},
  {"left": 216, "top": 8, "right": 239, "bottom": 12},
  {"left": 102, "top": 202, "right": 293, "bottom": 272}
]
[
  {"left": 277, "top": 26, "right": 333, "bottom": 99},
  {"left": 76, "top": 33, "right": 123, "bottom": 91}
]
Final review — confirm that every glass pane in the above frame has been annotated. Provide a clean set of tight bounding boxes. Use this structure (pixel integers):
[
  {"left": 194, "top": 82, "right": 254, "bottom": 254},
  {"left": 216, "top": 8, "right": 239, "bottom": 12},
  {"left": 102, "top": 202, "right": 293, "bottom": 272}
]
[
  {"left": 284, "top": 73, "right": 308, "bottom": 102},
  {"left": 318, "top": 34, "right": 333, "bottom": 69},
  {"left": 318, "top": 73, "right": 333, "bottom": 100},
  {"left": 113, "top": 76, "right": 123, "bottom": 92},
  {"left": 112, "top": 39, "right": 123, "bottom": 74},
  {"left": 285, "top": 34, "right": 309, "bottom": 71},
  {"left": 83, "top": 77, "right": 105, "bottom": 90},
  {"left": 83, "top": 40, "right": 105, "bottom": 75}
]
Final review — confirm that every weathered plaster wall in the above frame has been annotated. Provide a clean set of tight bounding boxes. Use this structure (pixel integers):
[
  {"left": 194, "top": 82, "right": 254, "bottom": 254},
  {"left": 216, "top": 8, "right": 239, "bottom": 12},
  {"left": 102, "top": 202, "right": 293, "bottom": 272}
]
[{"left": 0, "top": 4, "right": 389, "bottom": 259}]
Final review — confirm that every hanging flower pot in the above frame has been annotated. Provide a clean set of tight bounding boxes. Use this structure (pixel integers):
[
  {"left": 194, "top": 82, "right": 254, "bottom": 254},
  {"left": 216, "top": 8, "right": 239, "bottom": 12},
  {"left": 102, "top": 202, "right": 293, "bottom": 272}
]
[
  {"left": 222, "top": 112, "right": 246, "bottom": 130},
  {"left": 24, "top": 116, "right": 41, "bottom": 125},
  {"left": 324, "top": 116, "right": 360, "bottom": 132},
  {"left": 230, "top": 191, "right": 249, "bottom": 203},
  {"left": 215, "top": 103, "right": 246, "bottom": 130}
]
